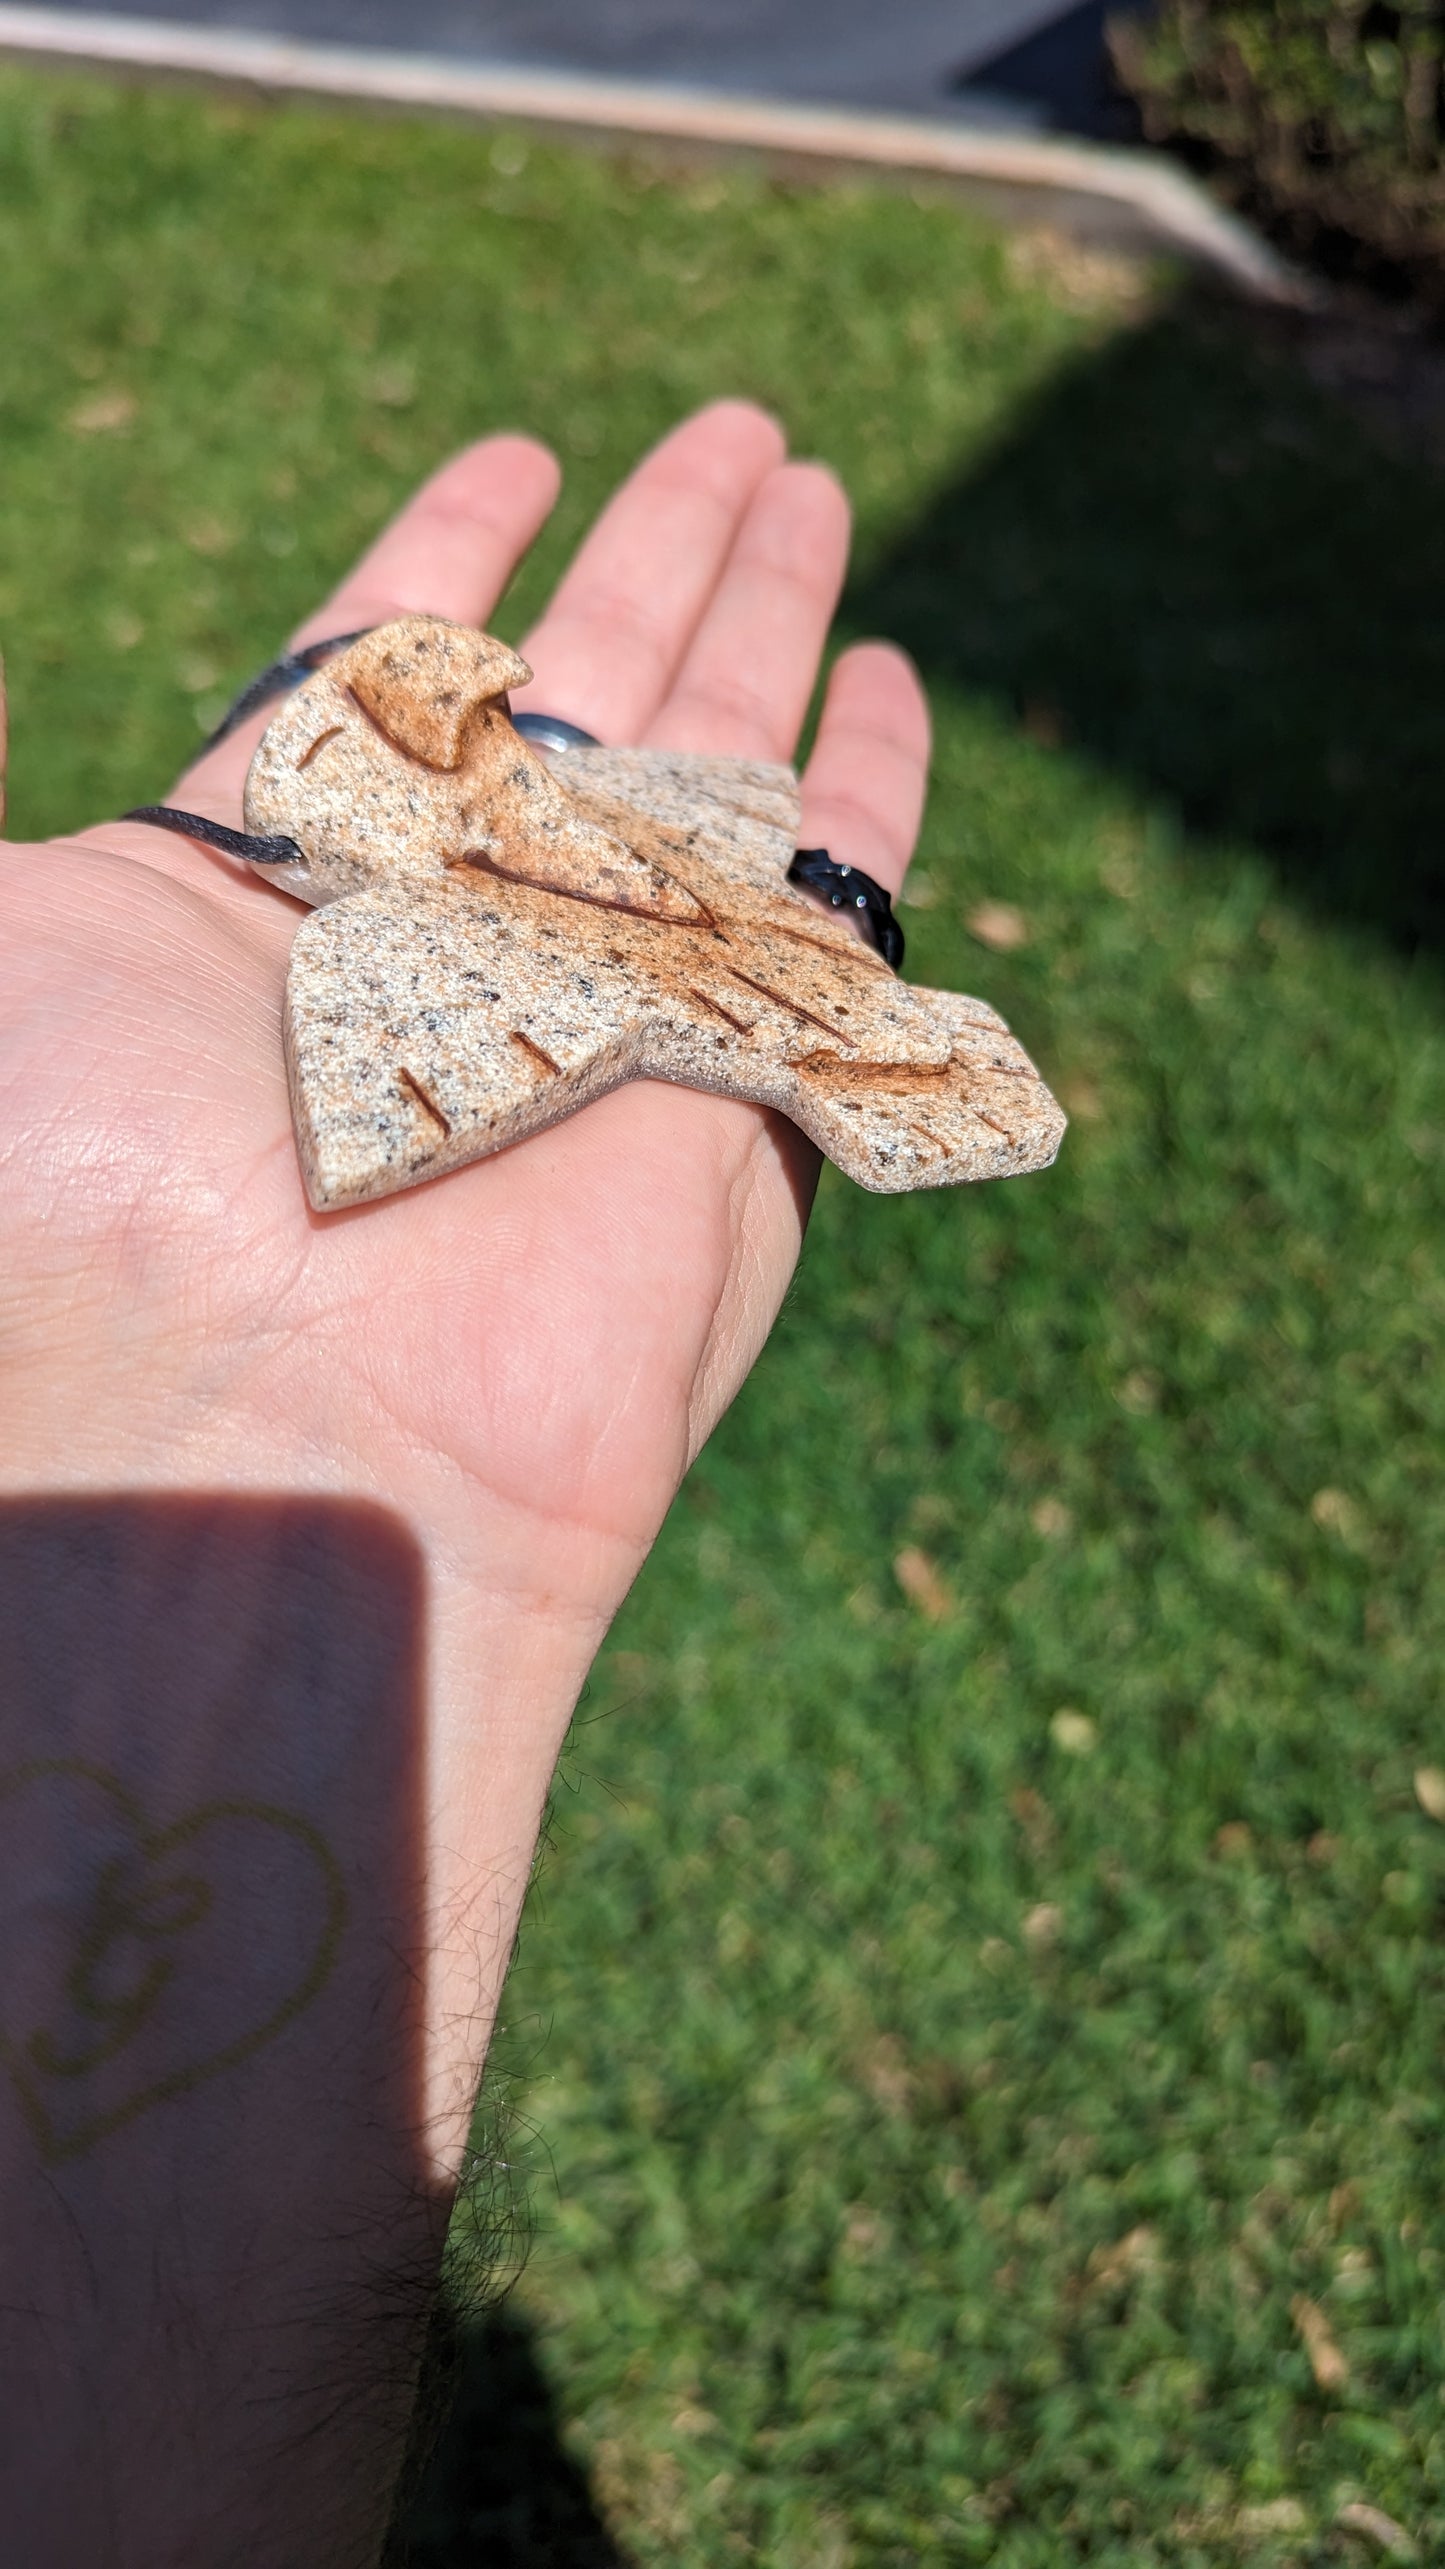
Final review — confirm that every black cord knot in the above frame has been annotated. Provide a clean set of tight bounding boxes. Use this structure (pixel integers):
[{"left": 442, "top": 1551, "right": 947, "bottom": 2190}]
[{"left": 787, "top": 848, "right": 904, "bottom": 971}]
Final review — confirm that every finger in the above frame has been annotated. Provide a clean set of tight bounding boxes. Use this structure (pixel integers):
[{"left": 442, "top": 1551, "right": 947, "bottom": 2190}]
[
  {"left": 172, "top": 434, "right": 561, "bottom": 814},
  {"left": 643, "top": 460, "right": 851, "bottom": 763},
  {"left": 796, "top": 641, "right": 931, "bottom": 895},
  {"left": 291, "top": 432, "right": 561, "bottom": 648},
  {"left": 517, "top": 400, "right": 786, "bottom": 743}
]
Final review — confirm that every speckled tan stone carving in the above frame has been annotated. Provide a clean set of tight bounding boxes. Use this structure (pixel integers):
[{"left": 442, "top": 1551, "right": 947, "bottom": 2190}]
[{"left": 243, "top": 617, "right": 1065, "bottom": 1211}]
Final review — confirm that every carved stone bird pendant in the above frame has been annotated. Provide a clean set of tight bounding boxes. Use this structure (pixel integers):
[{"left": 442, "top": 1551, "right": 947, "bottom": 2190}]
[{"left": 238, "top": 618, "right": 1065, "bottom": 1210}]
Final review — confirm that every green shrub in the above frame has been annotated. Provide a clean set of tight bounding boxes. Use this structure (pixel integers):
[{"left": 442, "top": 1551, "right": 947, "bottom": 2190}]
[{"left": 1112, "top": 0, "right": 1445, "bottom": 292}]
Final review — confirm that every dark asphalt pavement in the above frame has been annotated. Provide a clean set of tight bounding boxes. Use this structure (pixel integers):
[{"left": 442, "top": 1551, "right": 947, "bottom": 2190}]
[{"left": 32, "top": 0, "right": 1145, "bottom": 135}]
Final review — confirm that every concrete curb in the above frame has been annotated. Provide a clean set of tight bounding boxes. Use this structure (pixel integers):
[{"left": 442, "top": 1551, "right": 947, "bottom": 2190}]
[{"left": 0, "top": 2, "right": 1311, "bottom": 302}]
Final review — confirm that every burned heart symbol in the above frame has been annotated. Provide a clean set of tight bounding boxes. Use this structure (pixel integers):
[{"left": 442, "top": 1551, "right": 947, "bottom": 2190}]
[{"left": 0, "top": 1761, "right": 346, "bottom": 2163}]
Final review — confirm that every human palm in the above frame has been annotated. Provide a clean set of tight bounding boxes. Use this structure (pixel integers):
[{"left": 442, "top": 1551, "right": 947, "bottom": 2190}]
[{"left": 0, "top": 404, "right": 928, "bottom": 2054}]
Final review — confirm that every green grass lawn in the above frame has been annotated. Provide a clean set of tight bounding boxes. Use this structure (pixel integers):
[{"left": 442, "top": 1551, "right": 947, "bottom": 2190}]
[{"left": 3, "top": 70, "right": 1444, "bottom": 2567}]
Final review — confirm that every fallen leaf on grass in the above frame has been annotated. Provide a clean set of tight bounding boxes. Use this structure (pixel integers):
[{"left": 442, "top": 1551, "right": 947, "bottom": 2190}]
[
  {"left": 1291, "top": 2292, "right": 1350, "bottom": 2391},
  {"left": 966, "top": 899, "right": 1029, "bottom": 952},
  {"left": 1213, "top": 1821, "right": 1253, "bottom": 1858},
  {"left": 980, "top": 2474, "right": 1019, "bottom": 2525},
  {"left": 858, "top": 2033, "right": 915, "bottom": 2115},
  {"left": 67, "top": 387, "right": 137, "bottom": 434},
  {"left": 1050, "top": 1707, "right": 1097, "bottom": 1756},
  {"left": 184, "top": 513, "right": 234, "bottom": 557},
  {"left": 1311, "top": 1485, "right": 1366, "bottom": 1545},
  {"left": 893, "top": 1546, "right": 951, "bottom": 1621},
  {"left": 1009, "top": 1785, "right": 1054, "bottom": 1852},
  {"left": 1413, "top": 1767, "right": 1445, "bottom": 1823},
  {"left": 900, "top": 868, "right": 938, "bottom": 909},
  {"left": 1174, "top": 2497, "right": 1308, "bottom": 2542},
  {"left": 1336, "top": 2499, "right": 1417, "bottom": 2558},
  {"left": 364, "top": 357, "right": 417, "bottom": 408},
  {"left": 669, "top": 2405, "right": 719, "bottom": 2439},
  {"left": 842, "top": 2203, "right": 887, "bottom": 2255},
  {"left": 1087, "top": 2225, "right": 1161, "bottom": 2290},
  {"left": 1237, "top": 2497, "right": 1307, "bottom": 2535}
]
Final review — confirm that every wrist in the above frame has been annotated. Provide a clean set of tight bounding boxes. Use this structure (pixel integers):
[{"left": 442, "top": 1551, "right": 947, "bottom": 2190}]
[{"left": 0, "top": 1416, "right": 628, "bottom": 2144}]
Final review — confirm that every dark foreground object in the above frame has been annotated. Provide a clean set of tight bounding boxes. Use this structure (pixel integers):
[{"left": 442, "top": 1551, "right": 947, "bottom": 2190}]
[{"left": 388, "top": 2307, "right": 631, "bottom": 2569}]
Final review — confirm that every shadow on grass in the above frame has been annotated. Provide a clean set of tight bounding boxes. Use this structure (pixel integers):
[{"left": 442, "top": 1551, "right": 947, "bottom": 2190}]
[
  {"left": 849, "top": 295, "right": 1445, "bottom": 960},
  {"left": 387, "top": 2303, "right": 632, "bottom": 2569},
  {"left": 393, "top": 294, "right": 1445, "bottom": 2567}
]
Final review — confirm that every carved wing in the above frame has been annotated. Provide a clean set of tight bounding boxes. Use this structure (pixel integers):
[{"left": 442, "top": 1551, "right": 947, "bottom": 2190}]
[
  {"left": 547, "top": 754, "right": 1066, "bottom": 1190},
  {"left": 766, "top": 988, "right": 1067, "bottom": 1191},
  {"left": 285, "top": 864, "right": 1065, "bottom": 1210},
  {"left": 283, "top": 876, "right": 673, "bottom": 1210},
  {"left": 546, "top": 747, "right": 802, "bottom": 897}
]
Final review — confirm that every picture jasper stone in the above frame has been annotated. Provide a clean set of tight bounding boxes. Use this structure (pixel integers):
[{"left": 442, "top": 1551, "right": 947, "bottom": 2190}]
[{"left": 240, "top": 616, "right": 1066, "bottom": 1210}]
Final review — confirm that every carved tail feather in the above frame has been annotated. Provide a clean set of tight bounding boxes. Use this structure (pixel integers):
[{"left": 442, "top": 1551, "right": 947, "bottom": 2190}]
[{"left": 778, "top": 989, "right": 1067, "bottom": 1193}]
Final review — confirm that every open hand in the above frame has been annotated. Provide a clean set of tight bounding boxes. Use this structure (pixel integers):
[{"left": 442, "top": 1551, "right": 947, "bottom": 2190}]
[{"left": 0, "top": 400, "right": 930, "bottom": 2124}]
